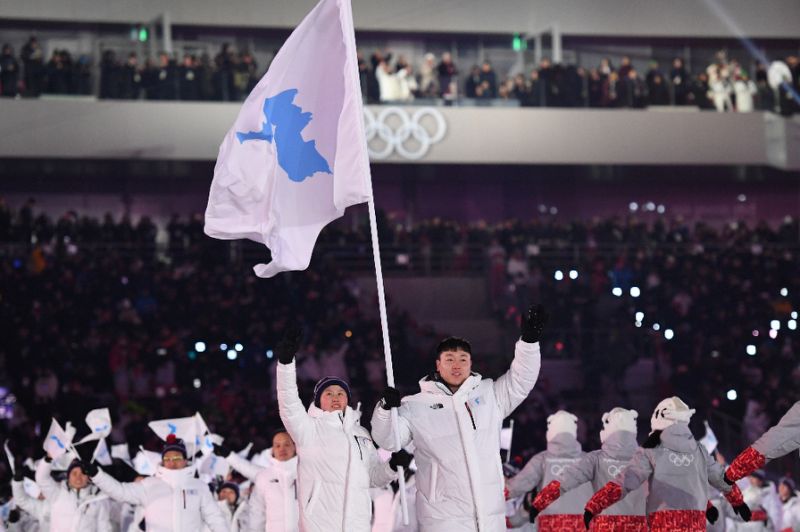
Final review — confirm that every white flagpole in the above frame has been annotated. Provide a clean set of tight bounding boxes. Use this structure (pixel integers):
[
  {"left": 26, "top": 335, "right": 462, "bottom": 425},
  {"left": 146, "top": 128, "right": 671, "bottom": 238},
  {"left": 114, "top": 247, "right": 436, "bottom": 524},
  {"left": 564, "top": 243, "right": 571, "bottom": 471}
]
[
  {"left": 366, "top": 196, "right": 409, "bottom": 525},
  {"left": 505, "top": 419, "right": 515, "bottom": 465}
]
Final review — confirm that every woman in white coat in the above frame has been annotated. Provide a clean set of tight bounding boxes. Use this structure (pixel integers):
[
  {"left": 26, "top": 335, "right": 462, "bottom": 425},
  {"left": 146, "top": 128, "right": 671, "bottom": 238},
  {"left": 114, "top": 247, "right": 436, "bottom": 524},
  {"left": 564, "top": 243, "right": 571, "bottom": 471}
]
[
  {"left": 84, "top": 435, "right": 229, "bottom": 532},
  {"left": 371, "top": 304, "right": 547, "bottom": 532},
  {"left": 216, "top": 429, "right": 299, "bottom": 532},
  {"left": 275, "top": 326, "right": 407, "bottom": 532},
  {"left": 35, "top": 458, "right": 111, "bottom": 532}
]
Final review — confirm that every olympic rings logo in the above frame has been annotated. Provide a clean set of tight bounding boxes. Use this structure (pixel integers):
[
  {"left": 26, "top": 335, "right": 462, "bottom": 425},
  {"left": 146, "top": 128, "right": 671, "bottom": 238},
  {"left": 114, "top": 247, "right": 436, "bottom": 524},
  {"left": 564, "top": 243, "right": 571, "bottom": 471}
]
[
  {"left": 550, "top": 464, "right": 566, "bottom": 477},
  {"left": 607, "top": 464, "right": 625, "bottom": 477},
  {"left": 669, "top": 453, "right": 695, "bottom": 467},
  {"left": 364, "top": 107, "right": 447, "bottom": 161}
]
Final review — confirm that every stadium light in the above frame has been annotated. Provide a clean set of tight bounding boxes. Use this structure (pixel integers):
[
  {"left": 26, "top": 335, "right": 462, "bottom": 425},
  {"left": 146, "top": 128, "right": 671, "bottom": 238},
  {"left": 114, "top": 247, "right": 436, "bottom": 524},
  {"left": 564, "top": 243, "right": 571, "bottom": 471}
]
[
  {"left": 789, "top": 320, "right": 797, "bottom": 331},
  {"left": 226, "top": 350, "right": 237, "bottom": 360},
  {"left": 635, "top": 312, "right": 644, "bottom": 322},
  {"left": 780, "top": 287, "right": 788, "bottom": 297},
  {"left": 629, "top": 202, "right": 638, "bottom": 212},
  {"left": 266, "top": 349, "right": 274, "bottom": 359},
  {"left": 554, "top": 270, "right": 564, "bottom": 281},
  {"left": 664, "top": 329, "right": 674, "bottom": 340},
  {"left": 656, "top": 205, "right": 666, "bottom": 214},
  {"left": 630, "top": 287, "right": 641, "bottom": 298},
  {"left": 569, "top": 270, "right": 578, "bottom": 280},
  {"left": 770, "top": 320, "right": 781, "bottom": 330},
  {"left": 652, "top": 323, "right": 661, "bottom": 331},
  {"left": 193, "top": 379, "right": 201, "bottom": 389},
  {"left": 220, "top": 343, "right": 228, "bottom": 351},
  {"left": 769, "top": 329, "right": 778, "bottom": 339},
  {"left": 746, "top": 345, "right": 756, "bottom": 356},
  {"left": 612, "top": 287, "right": 623, "bottom": 297},
  {"left": 195, "top": 341, "right": 206, "bottom": 353},
  {"left": 234, "top": 343, "right": 244, "bottom": 352},
  {"left": 727, "top": 389, "right": 737, "bottom": 401}
]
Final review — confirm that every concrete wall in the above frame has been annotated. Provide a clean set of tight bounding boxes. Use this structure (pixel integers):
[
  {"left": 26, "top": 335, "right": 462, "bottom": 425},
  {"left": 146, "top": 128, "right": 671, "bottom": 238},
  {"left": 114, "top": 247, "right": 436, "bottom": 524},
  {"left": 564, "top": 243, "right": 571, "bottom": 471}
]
[
  {"left": 0, "top": 99, "right": 777, "bottom": 166},
  {"left": 1, "top": 0, "right": 799, "bottom": 38}
]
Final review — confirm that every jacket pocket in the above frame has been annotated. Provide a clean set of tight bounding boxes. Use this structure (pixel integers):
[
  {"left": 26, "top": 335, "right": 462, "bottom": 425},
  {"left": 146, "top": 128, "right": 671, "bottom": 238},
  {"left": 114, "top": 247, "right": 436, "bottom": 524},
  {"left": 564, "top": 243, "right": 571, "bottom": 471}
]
[
  {"left": 305, "top": 480, "right": 320, "bottom": 515},
  {"left": 429, "top": 462, "right": 438, "bottom": 504}
]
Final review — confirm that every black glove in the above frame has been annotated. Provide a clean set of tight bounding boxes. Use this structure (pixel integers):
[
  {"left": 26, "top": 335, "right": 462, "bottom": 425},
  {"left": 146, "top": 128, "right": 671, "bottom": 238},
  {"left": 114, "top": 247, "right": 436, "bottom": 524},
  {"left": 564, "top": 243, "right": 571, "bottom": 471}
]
[
  {"left": 723, "top": 472, "right": 734, "bottom": 485},
  {"left": 706, "top": 504, "right": 719, "bottom": 524},
  {"left": 81, "top": 460, "right": 99, "bottom": 477},
  {"left": 522, "top": 489, "right": 535, "bottom": 511},
  {"left": 381, "top": 386, "right": 401, "bottom": 410},
  {"left": 733, "top": 503, "right": 751, "bottom": 522},
  {"left": 583, "top": 510, "right": 594, "bottom": 530},
  {"left": 8, "top": 509, "right": 20, "bottom": 523},
  {"left": 521, "top": 304, "right": 549, "bottom": 343},
  {"left": 642, "top": 430, "right": 662, "bottom": 449},
  {"left": 528, "top": 506, "right": 540, "bottom": 523},
  {"left": 213, "top": 443, "right": 232, "bottom": 458},
  {"left": 276, "top": 324, "right": 303, "bottom": 364},
  {"left": 389, "top": 449, "right": 413, "bottom": 471}
]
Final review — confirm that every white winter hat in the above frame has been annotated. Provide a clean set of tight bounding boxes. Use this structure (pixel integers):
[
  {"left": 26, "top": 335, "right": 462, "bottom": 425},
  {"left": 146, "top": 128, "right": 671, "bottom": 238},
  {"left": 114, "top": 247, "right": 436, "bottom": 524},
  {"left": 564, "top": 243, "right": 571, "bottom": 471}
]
[
  {"left": 546, "top": 410, "right": 578, "bottom": 442},
  {"left": 600, "top": 407, "right": 638, "bottom": 443},
  {"left": 650, "top": 396, "right": 695, "bottom": 432}
]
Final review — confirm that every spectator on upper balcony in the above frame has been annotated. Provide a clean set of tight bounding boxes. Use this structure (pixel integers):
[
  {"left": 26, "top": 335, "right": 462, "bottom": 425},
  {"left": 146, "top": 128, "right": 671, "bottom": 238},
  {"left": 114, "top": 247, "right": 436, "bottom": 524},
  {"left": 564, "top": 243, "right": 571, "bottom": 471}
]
[
  {"left": 121, "top": 53, "right": 142, "bottom": 100},
  {"left": 620, "top": 69, "right": 647, "bottom": 108},
  {"left": 511, "top": 74, "right": 528, "bottom": 103},
  {"left": 418, "top": 52, "right": 439, "bottom": 98},
  {"left": 21, "top": 36, "right": 44, "bottom": 97},
  {"left": 617, "top": 56, "right": 633, "bottom": 80},
  {"left": 598, "top": 57, "right": 613, "bottom": 78},
  {"left": 178, "top": 54, "right": 201, "bottom": 101},
  {"left": 376, "top": 59, "right": 400, "bottom": 102},
  {"left": 45, "top": 50, "right": 72, "bottom": 94},
  {"left": 465, "top": 65, "right": 481, "bottom": 98},
  {"left": 601, "top": 71, "right": 620, "bottom": 107},
  {"left": 479, "top": 61, "right": 498, "bottom": 98},
  {"left": 525, "top": 69, "right": 544, "bottom": 107},
  {"left": 234, "top": 51, "right": 258, "bottom": 99},
  {"left": 395, "top": 56, "right": 418, "bottom": 101},
  {"left": 754, "top": 62, "right": 774, "bottom": 111},
  {"left": 154, "top": 52, "right": 178, "bottom": 100},
  {"left": 670, "top": 58, "right": 690, "bottom": 105},
  {"left": 538, "top": 58, "right": 562, "bottom": 107},
  {"left": 733, "top": 71, "right": 757, "bottom": 112},
  {"left": 1, "top": 44, "right": 20, "bottom": 97},
  {"left": 690, "top": 71, "right": 713, "bottom": 109},
  {"left": 707, "top": 63, "right": 733, "bottom": 112},
  {"left": 646, "top": 61, "right": 669, "bottom": 105},
  {"left": 215, "top": 43, "right": 236, "bottom": 101},
  {"left": 357, "top": 51, "right": 369, "bottom": 100},
  {"left": 437, "top": 51, "right": 458, "bottom": 100},
  {"left": 587, "top": 69, "right": 603, "bottom": 108}
]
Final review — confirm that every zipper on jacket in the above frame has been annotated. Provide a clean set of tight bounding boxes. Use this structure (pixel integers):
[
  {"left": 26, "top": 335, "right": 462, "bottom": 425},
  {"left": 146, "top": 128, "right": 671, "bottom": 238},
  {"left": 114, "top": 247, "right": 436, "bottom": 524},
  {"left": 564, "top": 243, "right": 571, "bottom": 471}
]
[
  {"left": 464, "top": 401, "right": 477, "bottom": 430},
  {"left": 182, "top": 489, "right": 186, "bottom": 509},
  {"left": 353, "top": 435, "right": 363, "bottom": 460}
]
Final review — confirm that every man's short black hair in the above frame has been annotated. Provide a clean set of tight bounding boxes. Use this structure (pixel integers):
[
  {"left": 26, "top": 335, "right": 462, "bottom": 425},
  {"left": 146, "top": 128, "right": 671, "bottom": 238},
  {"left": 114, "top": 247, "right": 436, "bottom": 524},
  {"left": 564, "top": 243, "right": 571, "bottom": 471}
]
[{"left": 436, "top": 337, "right": 472, "bottom": 358}]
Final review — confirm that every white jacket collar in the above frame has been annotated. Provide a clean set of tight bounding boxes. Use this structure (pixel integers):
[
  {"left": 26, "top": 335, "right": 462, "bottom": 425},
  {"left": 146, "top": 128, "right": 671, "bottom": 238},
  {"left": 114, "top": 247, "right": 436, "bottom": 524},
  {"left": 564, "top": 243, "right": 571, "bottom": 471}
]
[
  {"left": 419, "top": 373, "right": 482, "bottom": 397},
  {"left": 155, "top": 465, "right": 194, "bottom": 488},
  {"left": 307, "top": 403, "right": 362, "bottom": 428}
]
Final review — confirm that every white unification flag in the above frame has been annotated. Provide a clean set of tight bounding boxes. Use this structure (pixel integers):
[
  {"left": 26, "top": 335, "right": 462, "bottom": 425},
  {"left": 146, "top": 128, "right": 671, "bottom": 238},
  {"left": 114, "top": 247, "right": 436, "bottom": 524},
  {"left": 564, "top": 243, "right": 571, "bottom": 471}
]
[
  {"left": 78, "top": 408, "right": 112, "bottom": 444},
  {"left": 111, "top": 444, "right": 131, "bottom": 466},
  {"left": 93, "top": 438, "right": 113, "bottom": 466},
  {"left": 700, "top": 420, "right": 719, "bottom": 455},
  {"left": 133, "top": 449, "right": 161, "bottom": 476},
  {"left": 43, "top": 419, "right": 71, "bottom": 460},
  {"left": 205, "top": 0, "right": 372, "bottom": 278},
  {"left": 148, "top": 416, "right": 197, "bottom": 445}
]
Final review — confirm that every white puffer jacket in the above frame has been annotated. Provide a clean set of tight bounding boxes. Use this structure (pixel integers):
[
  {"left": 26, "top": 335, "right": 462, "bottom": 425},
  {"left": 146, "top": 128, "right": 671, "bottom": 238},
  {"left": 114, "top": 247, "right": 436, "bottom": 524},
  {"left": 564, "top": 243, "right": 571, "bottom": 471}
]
[
  {"left": 226, "top": 453, "right": 299, "bottom": 532},
  {"left": 371, "top": 339, "right": 541, "bottom": 532},
  {"left": 35, "top": 461, "right": 112, "bottom": 532},
  {"left": 276, "top": 360, "right": 397, "bottom": 532},
  {"left": 11, "top": 479, "right": 50, "bottom": 532},
  {"left": 91, "top": 465, "right": 229, "bottom": 532},
  {"left": 216, "top": 500, "right": 248, "bottom": 532}
]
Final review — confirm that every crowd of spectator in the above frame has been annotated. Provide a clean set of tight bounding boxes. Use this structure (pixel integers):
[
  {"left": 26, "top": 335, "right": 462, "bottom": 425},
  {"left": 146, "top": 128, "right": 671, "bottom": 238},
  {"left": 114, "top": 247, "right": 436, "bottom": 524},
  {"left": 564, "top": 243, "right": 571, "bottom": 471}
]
[
  {"left": 0, "top": 197, "right": 798, "bottom": 474},
  {"left": 2, "top": 34, "right": 799, "bottom": 114}
]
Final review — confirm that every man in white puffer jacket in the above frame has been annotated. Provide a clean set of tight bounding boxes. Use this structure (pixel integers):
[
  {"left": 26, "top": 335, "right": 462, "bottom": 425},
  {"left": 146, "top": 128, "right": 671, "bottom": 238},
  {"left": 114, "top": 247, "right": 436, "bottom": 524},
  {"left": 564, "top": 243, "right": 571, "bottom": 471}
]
[
  {"left": 215, "top": 429, "right": 299, "bottom": 532},
  {"left": 275, "top": 326, "right": 406, "bottom": 532},
  {"left": 85, "top": 435, "right": 229, "bottom": 532},
  {"left": 371, "top": 304, "right": 548, "bottom": 532},
  {"left": 35, "top": 458, "right": 112, "bottom": 532}
]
